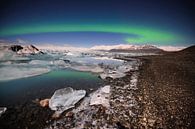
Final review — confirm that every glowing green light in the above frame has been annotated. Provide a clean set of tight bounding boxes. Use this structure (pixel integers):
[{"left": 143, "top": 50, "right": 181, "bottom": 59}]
[{"left": 0, "top": 23, "right": 182, "bottom": 44}]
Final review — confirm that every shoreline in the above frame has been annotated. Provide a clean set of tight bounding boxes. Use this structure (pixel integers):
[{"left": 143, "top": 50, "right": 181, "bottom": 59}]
[
  {"left": 0, "top": 50, "right": 194, "bottom": 128},
  {"left": 136, "top": 52, "right": 195, "bottom": 128}
]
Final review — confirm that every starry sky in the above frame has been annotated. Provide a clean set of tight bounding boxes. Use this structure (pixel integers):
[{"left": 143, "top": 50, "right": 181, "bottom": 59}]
[{"left": 0, "top": 0, "right": 194, "bottom": 47}]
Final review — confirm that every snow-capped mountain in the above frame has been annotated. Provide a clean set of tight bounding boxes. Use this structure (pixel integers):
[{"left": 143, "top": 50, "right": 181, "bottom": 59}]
[
  {"left": 0, "top": 44, "right": 43, "bottom": 61},
  {"left": 90, "top": 44, "right": 163, "bottom": 53},
  {"left": 36, "top": 44, "right": 89, "bottom": 52},
  {"left": 10, "top": 45, "right": 44, "bottom": 55}
]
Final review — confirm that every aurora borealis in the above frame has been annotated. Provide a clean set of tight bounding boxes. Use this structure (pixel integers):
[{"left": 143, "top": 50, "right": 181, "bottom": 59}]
[
  {"left": 0, "top": 24, "right": 180, "bottom": 44},
  {"left": 0, "top": 0, "right": 194, "bottom": 46}
]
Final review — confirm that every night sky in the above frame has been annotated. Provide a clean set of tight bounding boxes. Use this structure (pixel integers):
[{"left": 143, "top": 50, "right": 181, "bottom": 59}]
[{"left": 0, "top": 0, "right": 194, "bottom": 47}]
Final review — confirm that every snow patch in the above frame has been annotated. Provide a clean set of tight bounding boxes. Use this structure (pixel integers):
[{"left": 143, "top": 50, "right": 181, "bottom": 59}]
[{"left": 158, "top": 45, "right": 186, "bottom": 51}]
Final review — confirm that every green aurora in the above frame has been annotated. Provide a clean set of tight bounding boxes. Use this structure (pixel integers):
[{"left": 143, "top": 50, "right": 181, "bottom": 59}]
[{"left": 0, "top": 24, "right": 184, "bottom": 45}]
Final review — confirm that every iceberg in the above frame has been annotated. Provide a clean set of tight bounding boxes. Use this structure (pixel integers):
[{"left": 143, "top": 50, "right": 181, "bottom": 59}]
[
  {"left": 100, "top": 72, "right": 126, "bottom": 79},
  {"left": 52, "top": 60, "right": 67, "bottom": 66},
  {"left": 99, "top": 62, "right": 138, "bottom": 79},
  {"left": 129, "top": 72, "right": 138, "bottom": 90},
  {"left": 29, "top": 59, "right": 70, "bottom": 68},
  {"left": 0, "top": 50, "right": 30, "bottom": 61},
  {"left": 49, "top": 87, "right": 86, "bottom": 114},
  {"left": 117, "top": 65, "right": 133, "bottom": 73},
  {"left": 71, "top": 65, "right": 104, "bottom": 73},
  {"left": 29, "top": 60, "right": 50, "bottom": 65},
  {"left": 51, "top": 60, "right": 71, "bottom": 68},
  {"left": 0, "top": 67, "right": 50, "bottom": 81},
  {"left": 90, "top": 66, "right": 104, "bottom": 73},
  {"left": 90, "top": 85, "right": 110, "bottom": 108},
  {"left": 67, "top": 56, "right": 123, "bottom": 66}
]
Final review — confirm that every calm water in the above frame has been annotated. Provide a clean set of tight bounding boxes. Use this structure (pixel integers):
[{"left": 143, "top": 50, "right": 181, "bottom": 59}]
[{"left": 0, "top": 69, "right": 103, "bottom": 106}]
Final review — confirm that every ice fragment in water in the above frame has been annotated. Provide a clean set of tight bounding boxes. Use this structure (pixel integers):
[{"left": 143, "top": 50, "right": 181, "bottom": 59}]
[
  {"left": 90, "top": 85, "right": 110, "bottom": 108},
  {"left": 49, "top": 87, "right": 86, "bottom": 114},
  {"left": 0, "top": 67, "right": 50, "bottom": 81},
  {"left": 71, "top": 65, "right": 104, "bottom": 73}
]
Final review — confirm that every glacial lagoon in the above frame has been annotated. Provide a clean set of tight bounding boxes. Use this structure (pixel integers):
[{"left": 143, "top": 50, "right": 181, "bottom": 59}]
[{"left": 0, "top": 69, "right": 103, "bottom": 106}]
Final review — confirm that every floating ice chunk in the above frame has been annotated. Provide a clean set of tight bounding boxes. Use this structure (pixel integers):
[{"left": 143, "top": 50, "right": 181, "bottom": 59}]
[
  {"left": 68, "top": 56, "right": 123, "bottom": 66},
  {"left": 90, "top": 85, "right": 110, "bottom": 108},
  {"left": 0, "top": 50, "right": 30, "bottom": 61},
  {"left": 66, "top": 52, "right": 74, "bottom": 56},
  {"left": 117, "top": 65, "right": 132, "bottom": 73},
  {"left": 0, "top": 107, "right": 7, "bottom": 117},
  {"left": 29, "top": 59, "right": 70, "bottom": 68},
  {"left": 91, "top": 66, "right": 104, "bottom": 73},
  {"left": 99, "top": 62, "right": 134, "bottom": 80},
  {"left": 100, "top": 72, "right": 126, "bottom": 79},
  {"left": 101, "top": 85, "right": 110, "bottom": 93},
  {"left": 0, "top": 61, "right": 12, "bottom": 65},
  {"left": 0, "top": 50, "right": 13, "bottom": 61},
  {"left": 51, "top": 60, "right": 70, "bottom": 68},
  {"left": 66, "top": 51, "right": 82, "bottom": 57},
  {"left": 52, "top": 60, "right": 66, "bottom": 66},
  {"left": 0, "top": 67, "right": 50, "bottom": 81},
  {"left": 29, "top": 60, "right": 50, "bottom": 65},
  {"left": 99, "top": 73, "right": 107, "bottom": 79},
  {"left": 72, "top": 96, "right": 90, "bottom": 113},
  {"left": 73, "top": 86, "right": 110, "bottom": 112},
  {"left": 94, "top": 56, "right": 123, "bottom": 62},
  {"left": 109, "top": 72, "right": 126, "bottom": 79},
  {"left": 71, "top": 65, "right": 104, "bottom": 73},
  {"left": 129, "top": 72, "right": 138, "bottom": 89},
  {"left": 123, "top": 72, "right": 138, "bottom": 90},
  {"left": 49, "top": 87, "right": 86, "bottom": 114}
]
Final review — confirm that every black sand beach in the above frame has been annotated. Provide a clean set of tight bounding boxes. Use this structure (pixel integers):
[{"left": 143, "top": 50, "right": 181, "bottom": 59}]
[{"left": 136, "top": 46, "right": 195, "bottom": 128}]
